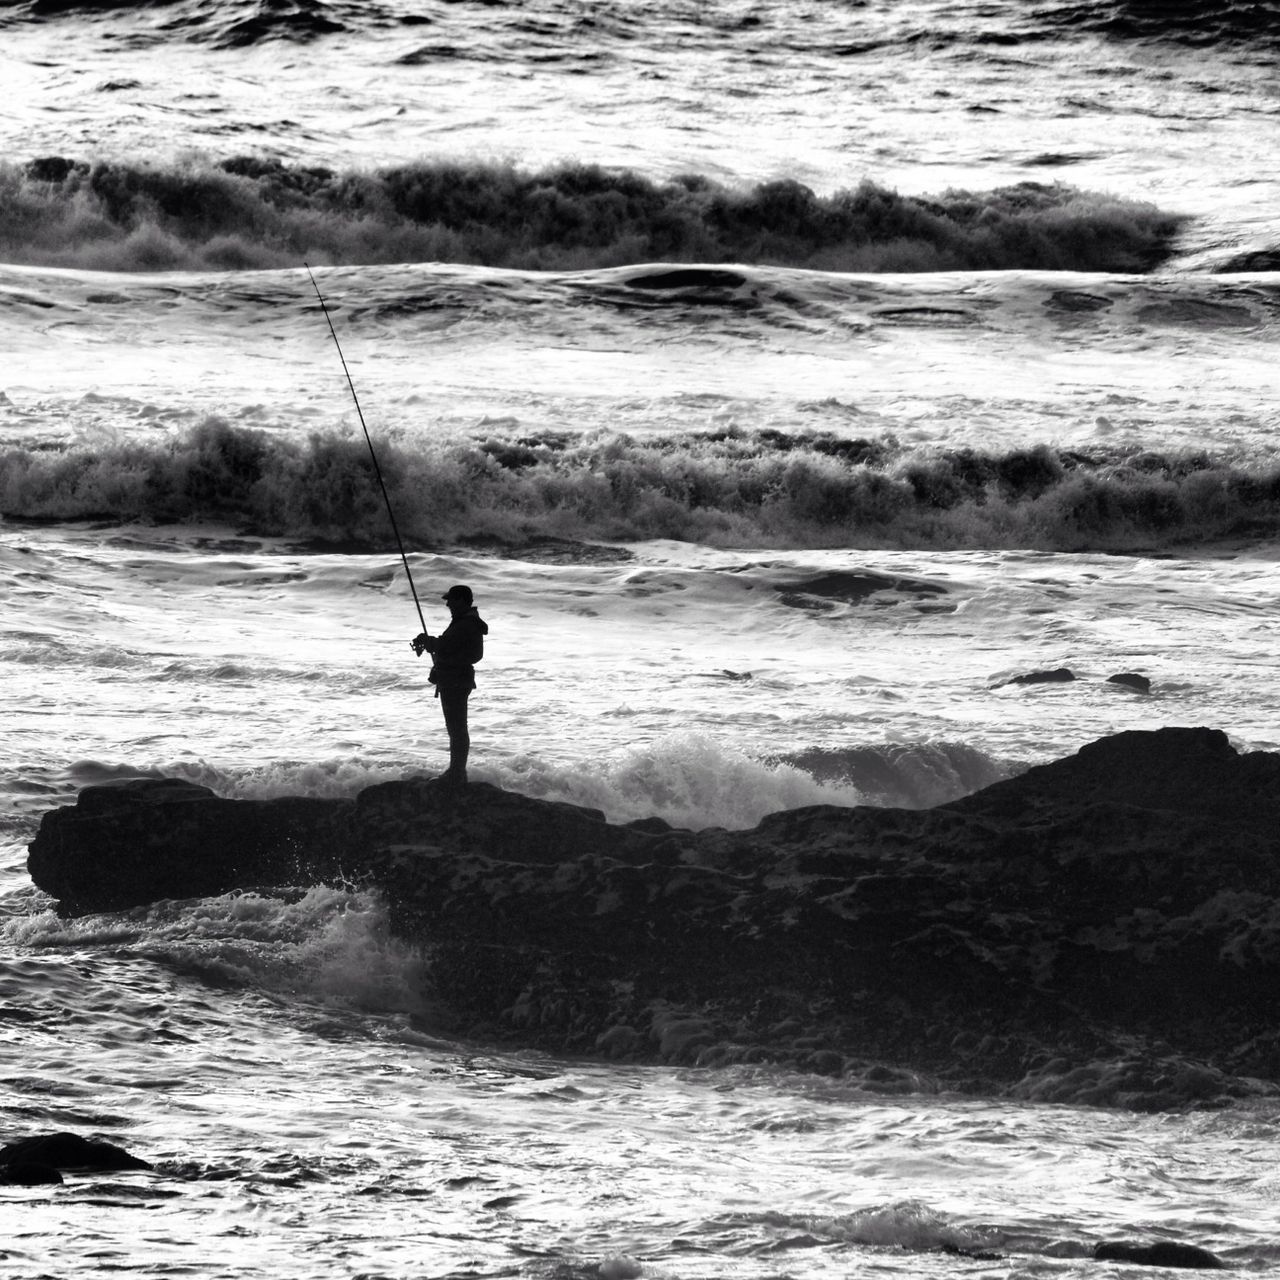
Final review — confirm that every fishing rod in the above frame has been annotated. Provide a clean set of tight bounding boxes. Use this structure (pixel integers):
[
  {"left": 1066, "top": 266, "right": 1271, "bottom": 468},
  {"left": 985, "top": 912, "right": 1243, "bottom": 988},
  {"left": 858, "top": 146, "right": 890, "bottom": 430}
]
[{"left": 304, "top": 263, "right": 430, "bottom": 645}]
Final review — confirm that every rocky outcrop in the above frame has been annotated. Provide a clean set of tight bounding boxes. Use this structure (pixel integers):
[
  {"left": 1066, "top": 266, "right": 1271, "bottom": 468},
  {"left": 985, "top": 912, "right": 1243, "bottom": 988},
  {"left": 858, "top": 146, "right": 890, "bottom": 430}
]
[
  {"left": 0, "top": 1133, "right": 152, "bottom": 1173},
  {"left": 997, "top": 668, "right": 1153, "bottom": 692},
  {"left": 1005, "top": 666, "right": 1076, "bottom": 685},
  {"left": 27, "top": 727, "right": 1280, "bottom": 1108},
  {"left": 27, "top": 777, "right": 353, "bottom": 914},
  {"left": 1094, "top": 1242, "right": 1225, "bottom": 1270},
  {"left": 1108, "top": 672, "right": 1152, "bottom": 693},
  {"left": 0, "top": 1164, "right": 63, "bottom": 1185}
]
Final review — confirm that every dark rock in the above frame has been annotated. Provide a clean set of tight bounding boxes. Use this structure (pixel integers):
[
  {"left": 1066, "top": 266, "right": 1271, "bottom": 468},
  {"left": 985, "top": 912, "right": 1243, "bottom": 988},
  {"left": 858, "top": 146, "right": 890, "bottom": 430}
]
[
  {"left": 941, "top": 1242, "right": 1005, "bottom": 1262},
  {"left": 945, "top": 725, "right": 1272, "bottom": 827},
  {"left": 624, "top": 815, "right": 676, "bottom": 834},
  {"left": 27, "top": 777, "right": 353, "bottom": 914},
  {"left": 1094, "top": 1241, "right": 1225, "bottom": 1269},
  {"left": 1004, "top": 667, "right": 1075, "bottom": 685},
  {"left": 0, "top": 1133, "right": 152, "bottom": 1172},
  {"left": 355, "top": 777, "right": 652, "bottom": 866},
  {"left": 1108, "top": 672, "right": 1152, "bottom": 693},
  {"left": 0, "top": 1163, "right": 63, "bottom": 1185},
  {"left": 25, "top": 728, "right": 1280, "bottom": 1108}
]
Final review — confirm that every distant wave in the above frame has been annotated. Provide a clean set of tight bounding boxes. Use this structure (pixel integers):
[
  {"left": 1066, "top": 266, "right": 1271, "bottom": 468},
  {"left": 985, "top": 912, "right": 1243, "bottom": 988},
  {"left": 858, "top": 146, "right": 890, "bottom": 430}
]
[
  {"left": 0, "top": 157, "right": 1186, "bottom": 273},
  {"left": 1042, "top": 0, "right": 1280, "bottom": 49},
  {"left": 5, "top": 0, "right": 364, "bottom": 48},
  {"left": 11, "top": 0, "right": 1273, "bottom": 54},
  {"left": 4, "top": 419, "right": 1279, "bottom": 553}
]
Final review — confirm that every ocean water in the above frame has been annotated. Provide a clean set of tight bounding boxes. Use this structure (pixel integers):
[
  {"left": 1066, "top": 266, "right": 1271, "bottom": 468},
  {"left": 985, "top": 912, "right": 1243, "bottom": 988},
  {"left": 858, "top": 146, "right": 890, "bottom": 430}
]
[{"left": 3, "top": 1, "right": 1280, "bottom": 1275}]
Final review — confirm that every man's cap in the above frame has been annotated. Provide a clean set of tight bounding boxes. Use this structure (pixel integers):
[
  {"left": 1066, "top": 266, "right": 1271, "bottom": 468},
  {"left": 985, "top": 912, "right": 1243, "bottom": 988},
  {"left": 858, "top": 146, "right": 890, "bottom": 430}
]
[{"left": 443, "top": 584, "right": 473, "bottom": 604}]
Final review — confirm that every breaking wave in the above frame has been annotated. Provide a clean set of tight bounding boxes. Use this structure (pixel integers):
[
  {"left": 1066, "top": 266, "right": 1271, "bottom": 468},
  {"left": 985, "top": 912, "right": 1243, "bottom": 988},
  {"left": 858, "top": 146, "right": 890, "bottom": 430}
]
[
  {"left": 8, "top": 882, "right": 428, "bottom": 1017},
  {"left": 1, "top": 156, "right": 1186, "bottom": 274},
  {"left": 493, "top": 732, "right": 864, "bottom": 830},
  {"left": 2, "top": 0, "right": 367, "bottom": 48},
  {"left": 1042, "top": 0, "right": 1280, "bottom": 50},
  {"left": 4, "top": 419, "right": 1280, "bottom": 553},
  {"left": 777, "top": 740, "right": 1018, "bottom": 809},
  {"left": 9, "top": 0, "right": 1274, "bottom": 54}
]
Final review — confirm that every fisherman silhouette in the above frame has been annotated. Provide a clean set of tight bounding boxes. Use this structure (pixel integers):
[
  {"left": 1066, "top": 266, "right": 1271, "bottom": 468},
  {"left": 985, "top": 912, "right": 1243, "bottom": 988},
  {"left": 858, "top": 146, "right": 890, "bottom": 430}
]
[{"left": 411, "top": 584, "right": 488, "bottom": 785}]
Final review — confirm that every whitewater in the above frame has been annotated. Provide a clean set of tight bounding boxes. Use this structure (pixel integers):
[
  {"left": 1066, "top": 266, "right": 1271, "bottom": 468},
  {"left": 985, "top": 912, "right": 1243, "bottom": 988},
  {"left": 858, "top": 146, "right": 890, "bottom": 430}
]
[{"left": 3, "top": 1, "right": 1280, "bottom": 1276}]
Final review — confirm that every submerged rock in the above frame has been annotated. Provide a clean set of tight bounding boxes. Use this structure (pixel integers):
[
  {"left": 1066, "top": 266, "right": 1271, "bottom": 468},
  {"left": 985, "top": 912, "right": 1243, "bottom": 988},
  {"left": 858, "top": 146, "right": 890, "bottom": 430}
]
[
  {"left": 1108, "top": 672, "right": 1152, "bottom": 693},
  {"left": 1094, "top": 1241, "right": 1226, "bottom": 1269},
  {"left": 0, "top": 1163, "right": 63, "bottom": 1185},
  {"left": 27, "top": 777, "right": 352, "bottom": 914},
  {"left": 1004, "top": 667, "right": 1075, "bottom": 685},
  {"left": 26, "top": 727, "right": 1280, "bottom": 1107},
  {"left": 0, "top": 1133, "right": 152, "bottom": 1172}
]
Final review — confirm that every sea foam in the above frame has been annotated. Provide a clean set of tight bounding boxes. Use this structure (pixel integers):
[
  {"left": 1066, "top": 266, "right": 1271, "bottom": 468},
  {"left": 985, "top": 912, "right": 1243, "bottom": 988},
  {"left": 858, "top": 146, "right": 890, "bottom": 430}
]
[
  {"left": 67, "top": 754, "right": 411, "bottom": 801},
  {"left": 5, "top": 417, "right": 1279, "bottom": 553},
  {"left": 748, "top": 1201, "right": 997, "bottom": 1255},
  {"left": 2, "top": 157, "right": 1185, "bottom": 274},
  {"left": 8, "top": 883, "right": 428, "bottom": 1017},
  {"left": 492, "top": 732, "right": 863, "bottom": 829},
  {"left": 778, "top": 740, "right": 1018, "bottom": 809}
]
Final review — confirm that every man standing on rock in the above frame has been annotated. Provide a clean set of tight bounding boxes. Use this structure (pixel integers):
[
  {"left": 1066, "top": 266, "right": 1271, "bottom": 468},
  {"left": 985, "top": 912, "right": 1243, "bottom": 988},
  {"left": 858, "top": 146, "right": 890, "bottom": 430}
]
[{"left": 411, "top": 584, "right": 489, "bottom": 785}]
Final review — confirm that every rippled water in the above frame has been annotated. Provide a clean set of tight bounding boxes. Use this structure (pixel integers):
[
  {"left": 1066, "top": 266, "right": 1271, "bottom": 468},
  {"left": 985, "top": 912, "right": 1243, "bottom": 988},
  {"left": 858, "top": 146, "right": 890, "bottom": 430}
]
[
  {"left": 6, "top": 901, "right": 1280, "bottom": 1278},
  {"left": 5, "top": 0, "right": 1278, "bottom": 264},
  {"left": 4, "top": 2, "right": 1280, "bottom": 1275}
]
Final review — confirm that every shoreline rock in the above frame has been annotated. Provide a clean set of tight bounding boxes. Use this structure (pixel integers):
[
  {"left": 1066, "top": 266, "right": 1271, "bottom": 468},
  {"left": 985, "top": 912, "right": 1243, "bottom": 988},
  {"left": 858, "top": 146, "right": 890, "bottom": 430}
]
[
  {"left": 26, "top": 727, "right": 1280, "bottom": 1109},
  {"left": 1094, "top": 1241, "right": 1225, "bottom": 1270},
  {"left": 996, "top": 667, "right": 1153, "bottom": 693},
  {"left": 0, "top": 1133, "right": 152, "bottom": 1173},
  {"left": 1108, "top": 672, "right": 1152, "bottom": 693}
]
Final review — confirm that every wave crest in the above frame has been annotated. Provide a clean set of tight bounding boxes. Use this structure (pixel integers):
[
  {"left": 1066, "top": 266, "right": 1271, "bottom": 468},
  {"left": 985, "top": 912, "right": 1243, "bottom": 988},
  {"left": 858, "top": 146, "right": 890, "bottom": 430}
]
[
  {"left": 10, "top": 0, "right": 361, "bottom": 48},
  {"left": 1044, "top": 0, "right": 1280, "bottom": 49},
  {"left": 4, "top": 419, "right": 1279, "bottom": 553},
  {"left": 7, "top": 883, "right": 428, "bottom": 1016},
  {"left": 491, "top": 732, "right": 863, "bottom": 830},
  {"left": 2, "top": 156, "right": 1186, "bottom": 273},
  {"left": 778, "top": 741, "right": 1017, "bottom": 809}
]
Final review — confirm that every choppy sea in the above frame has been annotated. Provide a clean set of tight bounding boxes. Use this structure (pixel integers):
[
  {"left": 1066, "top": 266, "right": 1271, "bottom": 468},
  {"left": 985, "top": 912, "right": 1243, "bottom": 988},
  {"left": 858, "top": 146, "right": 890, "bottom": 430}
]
[{"left": 2, "top": 1, "right": 1279, "bottom": 1275}]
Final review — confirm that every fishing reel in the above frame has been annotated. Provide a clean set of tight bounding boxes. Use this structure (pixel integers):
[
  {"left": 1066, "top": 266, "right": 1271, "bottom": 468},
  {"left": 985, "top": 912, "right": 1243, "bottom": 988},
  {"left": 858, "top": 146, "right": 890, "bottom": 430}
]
[{"left": 410, "top": 632, "right": 433, "bottom": 657}]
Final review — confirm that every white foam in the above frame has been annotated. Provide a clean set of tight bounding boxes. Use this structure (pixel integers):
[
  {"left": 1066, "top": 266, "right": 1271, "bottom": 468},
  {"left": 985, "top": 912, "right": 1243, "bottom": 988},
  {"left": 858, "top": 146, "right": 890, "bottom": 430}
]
[
  {"left": 493, "top": 731, "right": 863, "bottom": 829},
  {"left": 759, "top": 1200, "right": 992, "bottom": 1253},
  {"left": 8, "top": 885, "right": 428, "bottom": 1016}
]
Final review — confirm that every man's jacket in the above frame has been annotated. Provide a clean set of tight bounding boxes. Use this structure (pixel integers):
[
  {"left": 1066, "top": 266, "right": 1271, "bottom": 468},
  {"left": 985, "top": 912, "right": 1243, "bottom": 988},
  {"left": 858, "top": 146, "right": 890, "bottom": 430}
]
[{"left": 429, "top": 608, "right": 488, "bottom": 691}]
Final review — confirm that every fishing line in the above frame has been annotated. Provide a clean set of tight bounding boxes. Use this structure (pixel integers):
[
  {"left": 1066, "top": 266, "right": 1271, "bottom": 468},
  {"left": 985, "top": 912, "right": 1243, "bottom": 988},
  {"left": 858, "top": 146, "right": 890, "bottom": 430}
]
[{"left": 304, "top": 263, "right": 429, "bottom": 640}]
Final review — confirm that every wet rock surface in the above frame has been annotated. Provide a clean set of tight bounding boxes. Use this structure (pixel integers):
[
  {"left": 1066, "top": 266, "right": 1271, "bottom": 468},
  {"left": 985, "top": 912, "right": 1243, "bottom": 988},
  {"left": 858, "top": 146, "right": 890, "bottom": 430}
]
[
  {"left": 0, "top": 1132, "right": 152, "bottom": 1172},
  {"left": 27, "top": 776, "right": 352, "bottom": 915},
  {"left": 1004, "top": 666, "right": 1076, "bottom": 685},
  {"left": 28, "top": 727, "right": 1280, "bottom": 1109},
  {"left": 1094, "top": 1241, "right": 1226, "bottom": 1269}
]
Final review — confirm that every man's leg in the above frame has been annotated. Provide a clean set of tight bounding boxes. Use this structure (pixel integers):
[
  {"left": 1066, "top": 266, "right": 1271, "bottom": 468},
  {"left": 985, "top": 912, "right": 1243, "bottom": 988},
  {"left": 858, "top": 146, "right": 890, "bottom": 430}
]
[{"left": 438, "top": 685, "right": 471, "bottom": 781}]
